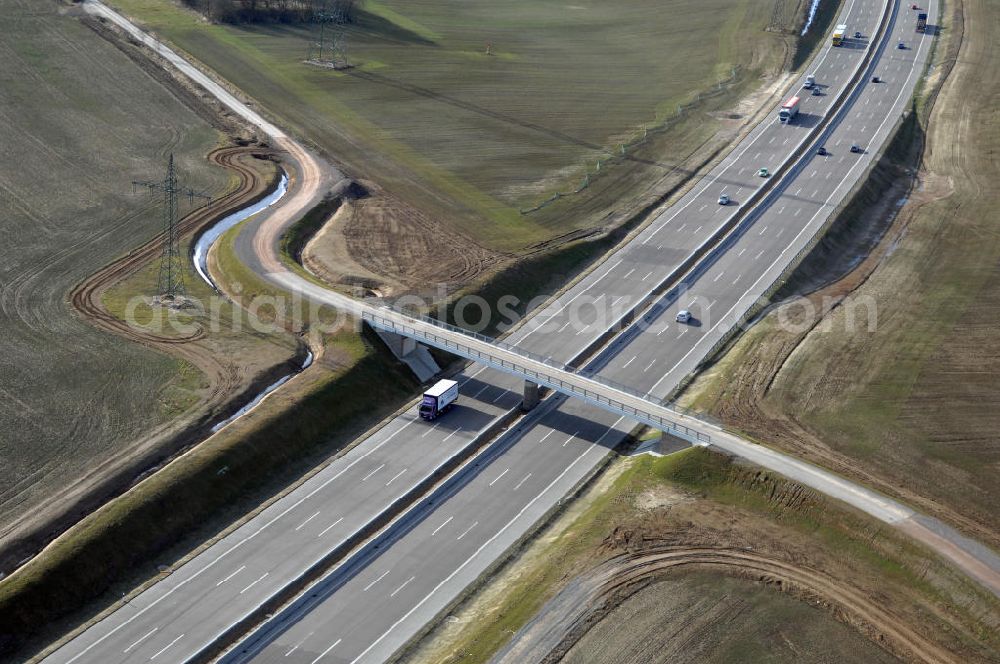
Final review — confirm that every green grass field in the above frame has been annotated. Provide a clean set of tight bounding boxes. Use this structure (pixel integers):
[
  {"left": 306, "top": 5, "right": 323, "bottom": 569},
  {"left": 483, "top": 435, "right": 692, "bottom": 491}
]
[
  {"left": 683, "top": 0, "right": 1000, "bottom": 546},
  {"left": 410, "top": 449, "right": 1000, "bottom": 663},
  {"left": 110, "top": 0, "right": 795, "bottom": 253},
  {"left": 0, "top": 1, "right": 232, "bottom": 555}
]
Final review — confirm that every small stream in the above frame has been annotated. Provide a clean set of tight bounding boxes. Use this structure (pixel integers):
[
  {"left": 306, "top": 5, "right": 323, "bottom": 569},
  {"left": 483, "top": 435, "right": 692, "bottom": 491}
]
[
  {"left": 192, "top": 173, "right": 289, "bottom": 290},
  {"left": 190, "top": 170, "right": 314, "bottom": 434},
  {"left": 801, "top": 0, "right": 823, "bottom": 36},
  {"left": 211, "top": 349, "right": 314, "bottom": 434}
]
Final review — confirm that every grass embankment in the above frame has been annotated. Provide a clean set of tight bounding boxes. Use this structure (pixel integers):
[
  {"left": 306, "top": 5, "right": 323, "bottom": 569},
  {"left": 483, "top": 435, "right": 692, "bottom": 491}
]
[
  {"left": 0, "top": 1, "right": 230, "bottom": 564},
  {"left": 410, "top": 448, "right": 1000, "bottom": 663},
  {"left": 109, "top": 0, "right": 794, "bottom": 257},
  {"left": 684, "top": 0, "right": 1000, "bottom": 547},
  {"left": 0, "top": 322, "right": 417, "bottom": 660}
]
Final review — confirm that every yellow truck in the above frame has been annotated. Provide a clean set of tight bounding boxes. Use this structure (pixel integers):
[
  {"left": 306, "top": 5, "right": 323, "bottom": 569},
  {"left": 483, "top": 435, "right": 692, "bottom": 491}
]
[{"left": 832, "top": 24, "right": 847, "bottom": 46}]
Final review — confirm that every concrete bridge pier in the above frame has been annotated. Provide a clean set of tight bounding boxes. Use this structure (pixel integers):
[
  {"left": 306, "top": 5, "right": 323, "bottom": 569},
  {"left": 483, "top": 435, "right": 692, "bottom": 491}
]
[
  {"left": 522, "top": 380, "right": 540, "bottom": 411},
  {"left": 373, "top": 329, "right": 440, "bottom": 383}
]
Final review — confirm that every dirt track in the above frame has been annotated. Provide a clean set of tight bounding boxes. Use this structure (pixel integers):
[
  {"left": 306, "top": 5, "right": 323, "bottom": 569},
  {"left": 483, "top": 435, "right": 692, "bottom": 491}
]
[
  {"left": 68, "top": 144, "right": 285, "bottom": 424},
  {"left": 0, "top": 145, "right": 286, "bottom": 572},
  {"left": 504, "top": 547, "right": 959, "bottom": 664}
]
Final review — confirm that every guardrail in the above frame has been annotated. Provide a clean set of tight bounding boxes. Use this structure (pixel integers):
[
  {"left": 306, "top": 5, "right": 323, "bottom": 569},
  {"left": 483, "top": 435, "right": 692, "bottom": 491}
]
[
  {"left": 563, "top": 0, "right": 896, "bottom": 369},
  {"left": 364, "top": 310, "right": 711, "bottom": 444},
  {"left": 364, "top": 0, "right": 899, "bottom": 448}
]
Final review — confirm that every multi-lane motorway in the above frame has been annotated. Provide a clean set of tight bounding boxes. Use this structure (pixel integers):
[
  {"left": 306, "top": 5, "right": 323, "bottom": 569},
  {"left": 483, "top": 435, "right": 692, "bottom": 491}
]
[{"left": 43, "top": 0, "right": 962, "bottom": 662}]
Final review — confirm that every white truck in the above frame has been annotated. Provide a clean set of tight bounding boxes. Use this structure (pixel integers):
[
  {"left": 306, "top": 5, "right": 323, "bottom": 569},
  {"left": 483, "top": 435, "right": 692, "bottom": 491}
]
[
  {"left": 419, "top": 379, "right": 459, "bottom": 421},
  {"left": 779, "top": 95, "right": 800, "bottom": 123}
]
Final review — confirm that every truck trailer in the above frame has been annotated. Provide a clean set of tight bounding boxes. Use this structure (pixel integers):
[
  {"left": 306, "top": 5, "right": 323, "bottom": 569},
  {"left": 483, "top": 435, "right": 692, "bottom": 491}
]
[
  {"left": 917, "top": 13, "right": 927, "bottom": 31},
  {"left": 419, "top": 379, "right": 459, "bottom": 421},
  {"left": 832, "top": 24, "right": 847, "bottom": 46},
  {"left": 779, "top": 95, "right": 800, "bottom": 123}
]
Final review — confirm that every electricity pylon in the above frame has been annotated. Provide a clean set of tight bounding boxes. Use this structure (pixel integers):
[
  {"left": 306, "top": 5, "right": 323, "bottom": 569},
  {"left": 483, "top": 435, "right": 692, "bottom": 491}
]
[{"left": 132, "top": 154, "right": 210, "bottom": 301}]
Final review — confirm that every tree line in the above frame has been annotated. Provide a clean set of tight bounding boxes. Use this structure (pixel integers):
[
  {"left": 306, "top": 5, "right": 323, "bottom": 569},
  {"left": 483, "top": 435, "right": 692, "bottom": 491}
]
[{"left": 180, "top": 0, "right": 358, "bottom": 24}]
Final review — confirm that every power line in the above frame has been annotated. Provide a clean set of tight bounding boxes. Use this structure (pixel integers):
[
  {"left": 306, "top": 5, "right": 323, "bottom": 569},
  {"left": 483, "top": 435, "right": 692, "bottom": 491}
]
[{"left": 132, "top": 154, "right": 210, "bottom": 302}]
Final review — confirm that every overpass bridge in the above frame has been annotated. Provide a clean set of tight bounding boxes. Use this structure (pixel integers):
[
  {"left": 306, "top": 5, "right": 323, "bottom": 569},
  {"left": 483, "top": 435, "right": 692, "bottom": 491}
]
[{"left": 362, "top": 308, "right": 712, "bottom": 445}]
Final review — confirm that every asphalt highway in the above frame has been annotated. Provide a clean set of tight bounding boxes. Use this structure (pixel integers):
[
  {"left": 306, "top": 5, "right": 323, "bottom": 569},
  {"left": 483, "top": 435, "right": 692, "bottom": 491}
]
[
  {"left": 43, "top": 1, "right": 966, "bottom": 663},
  {"left": 232, "top": 3, "right": 946, "bottom": 662}
]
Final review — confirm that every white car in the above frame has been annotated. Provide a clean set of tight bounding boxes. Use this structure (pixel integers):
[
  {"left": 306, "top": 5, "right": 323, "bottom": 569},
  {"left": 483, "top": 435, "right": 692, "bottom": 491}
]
[
  {"left": 676, "top": 309, "right": 692, "bottom": 323},
  {"left": 718, "top": 194, "right": 730, "bottom": 205}
]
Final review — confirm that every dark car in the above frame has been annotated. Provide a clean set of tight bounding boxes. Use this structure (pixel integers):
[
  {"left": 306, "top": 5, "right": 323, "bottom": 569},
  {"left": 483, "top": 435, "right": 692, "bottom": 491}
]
[
  {"left": 850, "top": 144, "right": 863, "bottom": 153},
  {"left": 817, "top": 146, "right": 828, "bottom": 156}
]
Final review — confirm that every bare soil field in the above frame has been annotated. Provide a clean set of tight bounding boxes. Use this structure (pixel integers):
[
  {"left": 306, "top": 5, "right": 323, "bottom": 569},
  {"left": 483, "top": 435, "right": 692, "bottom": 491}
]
[
  {"left": 557, "top": 570, "right": 902, "bottom": 664},
  {"left": 107, "top": 0, "right": 807, "bottom": 294},
  {"left": 407, "top": 450, "right": 1000, "bottom": 664},
  {"left": 0, "top": 0, "right": 231, "bottom": 565},
  {"left": 682, "top": 0, "right": 1000, "bottom": 550}
]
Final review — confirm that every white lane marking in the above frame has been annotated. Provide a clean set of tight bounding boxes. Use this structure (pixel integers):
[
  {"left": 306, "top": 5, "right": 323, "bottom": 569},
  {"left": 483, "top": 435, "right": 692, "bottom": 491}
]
[
  {"left": 795, "top": 208, "right": 803, "bottom": 216},
  {"left": 431, "top": 516, "right": 453, "bottom": 536},
  {"left": 294, "top": 512, "right": 320, "bottom": 532},
  {"left": 390, "top": 576, "right": 416, "bottom": 598},
  {"left": 755, "top": 249, "right": 766, "bottom": 260},
  {"left": 649, "top": 26, "right": 934, "bottom": 396},
  {"left": 657, "top": 325, "right": 669, "bottom": 336},
  {"left": 364, "top": 570, "right": 390, "bottom": 592},
  {"left": 677, "top": 328, "right": 688, "bottom": 339},
  {"left": 557, "top": 321, "right": 571, "bottom": 333},
  {"left": 491, "top": 390, "right": 507, "bottom": 403},
  {"left": 732, "top": 274, "right": 743, "bottom": 285},
  {"left": 239, "top": 572, "right": 269, "bottom": 595},
  {"left": 361, "top": 464, "right": 385, "bottom": 482},
  {"left": 516, "top": 258, "right": 621, "bottom": 342},
  {"left": 809, "top": 170, "right": 817, "bottom": 178},
  {"left": 623, "top": 355, "right": 636, "bottom": 368},
  {"left": 216, "top": 565, "right": 246, "bottom": 586},
  {"left": 713, "top": 271, "right": 725, "bottom": 282},
  {"left": 612, "top": 296, "right": 623, "bottom": 306},
  {"left": 123, "top": 627, "right": 158, "bottom": 654},
  {"left": 737, "top": 247, "right": 747, "bottom": 257},
  {"left": 456, "top": 521, "right": 478, "bottom": 540},
  {"left": 758, "top": 225, "right": 768, "bottom": 235},
  {"left": 539, "top": 430, "right": 555, "bottom": 443},
  {"left": 310, "top": 638, "right": 342, "bottom": 664},
  {"left": 698, "top": 204, "right": 707, "bottom": 212},
  {"left": 777, "top": 206, "right": 786, "bottom": 214},
  {"left": 643, "top": 271, "right": 653, "bottom": 281},
  {"left": 317, "top": 517, "right": 344, "bottom": 537},
  {"left": 350, "top": 419, "right": 627, "bottom": 664},
  {"left": 421, "top": 423, "right": 441, "bottom": 438},
  {"left": 513, "top": 473, "right": 532, "bottom": 490},
  {"left": 149, "top": 634, "right": 183, "bottom": 660},
  {"left": 443, "top": 428, "right": 463, "bottom": 442},
  {"left": 385, "top": 468, "right": 408, "bottom": 486},
  {"left": 562, "top": 431, "right": 580, "bottom": 447},
  {"left": 794, "top": 187, "right": 802, "bottom": 196},
  {"left": 57, "top": 401, "right": 427, "bottom": 663},
  {"left": 694, "top": 225, "right": 703, "bottom": 233},
  {"left": 284, "top": 632, "right": 313, "bottom": 658},
  {"left": 623, "top": 268, "right": 636, "bottom": 279},
  {"left": 644, "top": 359, "right": 656, "bottom": 372},
  {"left": 489, "top": 468, "right": 509, "bottom": 486},
  {"left": 678, "top": 223, "right": 688, "bottom": 232}
]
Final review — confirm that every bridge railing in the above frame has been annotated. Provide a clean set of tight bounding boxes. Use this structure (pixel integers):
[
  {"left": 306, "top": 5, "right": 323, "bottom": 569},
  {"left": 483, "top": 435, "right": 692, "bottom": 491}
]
[{"left": 363, "top": 309, "right": 712, "bottom": 444}]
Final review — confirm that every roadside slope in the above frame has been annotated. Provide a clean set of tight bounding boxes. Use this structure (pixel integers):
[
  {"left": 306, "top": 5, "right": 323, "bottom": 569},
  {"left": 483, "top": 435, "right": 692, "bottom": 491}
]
[{"left": 684, "top": 0, "right": 1000, "bottom": 550}]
